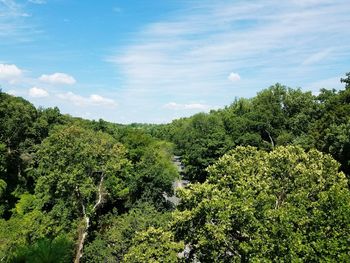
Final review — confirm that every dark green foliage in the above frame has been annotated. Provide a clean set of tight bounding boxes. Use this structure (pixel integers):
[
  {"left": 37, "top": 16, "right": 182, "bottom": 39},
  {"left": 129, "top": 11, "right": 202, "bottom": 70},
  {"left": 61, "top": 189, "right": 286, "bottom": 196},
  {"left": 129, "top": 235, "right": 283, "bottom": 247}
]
[
  {"left": 311, "top": 81, "right": 350, "bottom": 174},
  {"left": 159, "top": 75, "right": 350, "bottom": 180},
  {"left": 83, "top": 203, "right": 172, "bottom": 262},
  {"left": 32, "top": 107, "right": 66, "bottom": 143},
  {"left": 0, "top": 93, "right": 37, "bottom": 217},
  {"left": 130, "top": 141, "right": 178, "bottom": 207},
  {"left": 341, "top": 72, "right": 350, "bottom": 89},
  {"left": 32, "top": 125, "right": 131, "bottom": 233},
  {"left": 160, "top": 112, "right": 232, "bottom": 182},
  {"left": 0, "top": 92, "right": 37, "bottom": 151},
  {"left": 8, "top": 236, "right": 73, "bottom": 263}
]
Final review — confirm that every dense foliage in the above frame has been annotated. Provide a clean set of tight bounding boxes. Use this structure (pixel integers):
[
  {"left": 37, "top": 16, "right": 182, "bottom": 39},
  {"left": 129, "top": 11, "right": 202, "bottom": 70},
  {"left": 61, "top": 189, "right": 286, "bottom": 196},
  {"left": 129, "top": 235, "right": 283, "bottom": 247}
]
[
  {"left": 0, "top": 73, "right": 349, "bottom": 262},
  {"left": 0, "top": 91, "right": 178, "bottom": 261},
  {"left": 173, "top": 146, "right": 350, "bottom": 261},
  {"left": 154, "top": 81, "right": 350, "bottom": 182}
]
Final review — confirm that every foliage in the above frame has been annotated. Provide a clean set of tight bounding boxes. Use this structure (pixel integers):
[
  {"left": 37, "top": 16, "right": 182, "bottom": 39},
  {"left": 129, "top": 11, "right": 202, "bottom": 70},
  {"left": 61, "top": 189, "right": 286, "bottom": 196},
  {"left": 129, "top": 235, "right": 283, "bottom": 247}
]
[
  {"left": 32, "top": 125, "right": 131, "bottom": 229},
  {"left": 341, "top": 72, "right": 350, "bottom": 89},
  {"left": 0, "top": 207, "right": 55, "bottom": 260},
  {"left": 161, "top": 112, "right": 232, "bottom": 182},
  {"left": 83, "top": 203, "right": 172, "bottom": 262},
  {"left": 8, "top": 236, "right": 73, "bottom": 263},
  {"left": 1, "top": 73, "right": 350, "bottom": 262},
  {"left": 124, "top": 227, "right": 184, "bottom": 263},
  {"left": 173, "top": 146, "right": 350, "bottom": 262},
  {"left": 0, "top": 93, "right": 38, "bottom": 217},
  {"left": 0, "top": 92, "right": 37, "bottom": 151},
  {"left": 130, "top": 141, "right": 178, "bottom": 207}
]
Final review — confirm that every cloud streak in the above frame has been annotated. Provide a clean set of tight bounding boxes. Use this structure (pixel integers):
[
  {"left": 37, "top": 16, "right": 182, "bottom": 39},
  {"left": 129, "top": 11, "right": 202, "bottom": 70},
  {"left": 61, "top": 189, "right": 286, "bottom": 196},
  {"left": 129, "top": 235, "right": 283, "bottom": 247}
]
[
  {"left": 164, "top": 102, "right": 211, "bottom": 110},
  {"left": 0, "top": 0, "right": 37, "bottom": 42},
  {"left": 108, "top": 0, "right": 350, "bottom": 122},
  {"left": 28, "top": 0, "right": 46, "bottom": 4}
]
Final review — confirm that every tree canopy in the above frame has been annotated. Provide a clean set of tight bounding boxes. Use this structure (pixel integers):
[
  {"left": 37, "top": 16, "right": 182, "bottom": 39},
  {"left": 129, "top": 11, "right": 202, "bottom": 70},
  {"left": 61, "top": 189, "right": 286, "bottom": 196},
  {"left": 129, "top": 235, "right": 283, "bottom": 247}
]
[
  {"left": 1, "top": 73, "right": 350, "bottom": 262},
  {"left": 173, "top": 146, "right": 350, "bottom": 262}
]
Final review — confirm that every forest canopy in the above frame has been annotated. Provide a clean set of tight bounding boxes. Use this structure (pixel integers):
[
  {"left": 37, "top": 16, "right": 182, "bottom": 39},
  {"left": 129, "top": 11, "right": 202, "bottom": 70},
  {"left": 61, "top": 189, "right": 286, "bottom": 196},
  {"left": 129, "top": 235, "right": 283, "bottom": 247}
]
[{"left": 0, "top": 73, "right": 350, "bottom": 262}]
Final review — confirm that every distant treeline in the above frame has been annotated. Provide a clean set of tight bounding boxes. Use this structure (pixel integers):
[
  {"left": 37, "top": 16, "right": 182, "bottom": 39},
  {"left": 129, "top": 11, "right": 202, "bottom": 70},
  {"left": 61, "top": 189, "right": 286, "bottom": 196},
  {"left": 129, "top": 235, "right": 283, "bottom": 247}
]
[{"left": 152, "top": 75, "right": 350, "bottom": 183}]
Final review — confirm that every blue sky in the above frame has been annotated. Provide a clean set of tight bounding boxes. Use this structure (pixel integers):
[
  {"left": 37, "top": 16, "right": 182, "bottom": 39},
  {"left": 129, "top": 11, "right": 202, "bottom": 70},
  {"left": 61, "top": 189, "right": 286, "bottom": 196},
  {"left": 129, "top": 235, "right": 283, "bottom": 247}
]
[{"left": 1, "top": 0, "right": 349, "bottom": 123}]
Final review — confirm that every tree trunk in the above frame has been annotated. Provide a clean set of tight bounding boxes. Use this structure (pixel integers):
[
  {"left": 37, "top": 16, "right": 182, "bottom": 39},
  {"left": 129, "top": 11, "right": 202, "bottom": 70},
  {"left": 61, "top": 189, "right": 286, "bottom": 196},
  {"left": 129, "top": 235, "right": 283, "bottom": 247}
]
[
  {"left": 74, "top": 173, "right": 104, "bottom": 263},
  {"left": 265, "top": 129, "right": 275, "bottom": 149}
]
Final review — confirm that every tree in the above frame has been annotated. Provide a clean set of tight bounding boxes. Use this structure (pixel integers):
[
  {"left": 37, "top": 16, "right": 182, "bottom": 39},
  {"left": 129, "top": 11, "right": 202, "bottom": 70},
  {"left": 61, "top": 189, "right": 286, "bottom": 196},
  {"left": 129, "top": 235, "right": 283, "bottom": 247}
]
[
  {"left": 124, "top": 227, "right": 183, "bottom": 263},
  {"left": 0, "top": 143, "right": 6, "bottom": 214},
  {"left": 341, "top": 72, "right": 350, "bottom": 89},
  {"left": 8, "top": 236, "right": 73, "bottom": 263},
  {"left": 83, "top": 203, "right": 172, "bottom": 262},
  {"left": 311, "top": 75, "right": 350, "bottom": 174},
  {"left": 130, "top": 141, "right": 178, "bottom": 207},
  {"left": 32, "top": 107, "right": 64, "bottom": 143},
  {"left": 173, "top": 146, "right": 350, "bottom": 262},
  {"left": 0, "top": 92, "right": 38, "bottom": 218},
  {"left": 31, "top": 125, "right": 131, "bottom": 261},
  {"left": 174, "top": 113, "right": 232, "bottom": 182},
  {"left": 322, "top": 121, "right": 350, "bottom": 176}
]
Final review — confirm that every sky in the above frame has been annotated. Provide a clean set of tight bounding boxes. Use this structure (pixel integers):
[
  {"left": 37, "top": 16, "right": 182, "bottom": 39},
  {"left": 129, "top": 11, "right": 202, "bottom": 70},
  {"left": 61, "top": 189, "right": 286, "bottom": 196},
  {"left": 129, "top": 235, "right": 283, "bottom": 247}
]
[{"left": 0, "top": 0, "right": 350, "bottom": 123}]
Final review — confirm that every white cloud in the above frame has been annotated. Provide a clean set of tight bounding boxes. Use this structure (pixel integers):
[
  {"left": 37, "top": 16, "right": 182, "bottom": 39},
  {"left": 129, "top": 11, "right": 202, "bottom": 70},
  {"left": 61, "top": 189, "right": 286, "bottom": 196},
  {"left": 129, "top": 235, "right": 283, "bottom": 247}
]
[
  {"left": 228, "top": 72, "right": 241, "bottom": 82},
  {"left": 39, "top": 73, "right": 76, "bottom": 85},
  {"left": 164, "top": 102, "right": 211, "bottom": 110},
  {"left": 108, "top": 0, "right": 350, "bottom": 123},
  {"left": 302, "top": 49, "right": 332, "bottom": 65},
  {"left": 0, "top": 63, "right": 22, "bottom": 83},
  {"left": 28, "top": 0, "right": 46, "bottom": 4},
  {"left": 89, "top": 94, "right": 117, "bottom": 107},
  {"left": 57, "top": 92, "right": 117, "bottom": 108},
  {"left": 28, "top": 86, "right": 49, "bottom": 98},
  {"left": 0, "top": 0, "right": 37, "bottom": 41}
]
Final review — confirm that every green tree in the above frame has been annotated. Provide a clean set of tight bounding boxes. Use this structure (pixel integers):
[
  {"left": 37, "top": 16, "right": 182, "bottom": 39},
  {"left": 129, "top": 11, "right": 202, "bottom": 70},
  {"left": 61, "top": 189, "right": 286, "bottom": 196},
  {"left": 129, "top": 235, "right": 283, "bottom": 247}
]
[
  {"left": 173, "top": 113, "right": 231, "bottom": 182},
  {"left": 0, "top": 92, "right": 38, "bottom": 218},
  {"left": 31, "top": 125, "right": 131, "bottom": 260},
  {"left": 8, "top": 236, "right": 73, "bottom": 263},
  {"left": 124, "top": 227, "right": 183, "bottom": 263},
  {"left": 83, "top": 203, "right": 172, "bottom": 262},
  {"left": 0, "top": 143, "right": 6, "bottom": 213},
  {"left": 341, "top": 72, "right": 350, "bottom": 89},
  {"left": 322, "top": 121, "right": 350, "bottom": 176},
  {"left": 311, "top": 74, "right": 350, "bottom": 174},
  {"left": 32, "top": 107, "right": 64, "bottom": 143},
  {"left": 173, "top": 146, "right": 350, "bottom": 262},
  {"left": 130, "top": 141, "right": 178, "bottom": 207}
]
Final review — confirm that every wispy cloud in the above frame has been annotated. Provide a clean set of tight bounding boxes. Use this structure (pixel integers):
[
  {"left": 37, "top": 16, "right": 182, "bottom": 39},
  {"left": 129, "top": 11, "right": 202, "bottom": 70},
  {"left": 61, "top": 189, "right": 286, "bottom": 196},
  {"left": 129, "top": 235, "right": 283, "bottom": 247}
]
[
  {"left": 305, "top": 75, "right": 344, "bottom": 94},
  {"left": 28, "top": 0, "right": 46, "bottom": 4},
  {"left": 164, "top": 102, "right": 211, "bottom": 110},
  {"left": 302, "top": 48, "right": 332, "bottom": 66},
  {"left": 39, "top": 73, "right": 76, "bottom": 85},
  {"left": 57, "top": 92, "right": 117, "bottom": 108},
  {"left": 0, "top": 0, "right": 37, "bottom": 42},
  {"left": 108, "top": 0, "right": 350, "bottom": 122}
]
